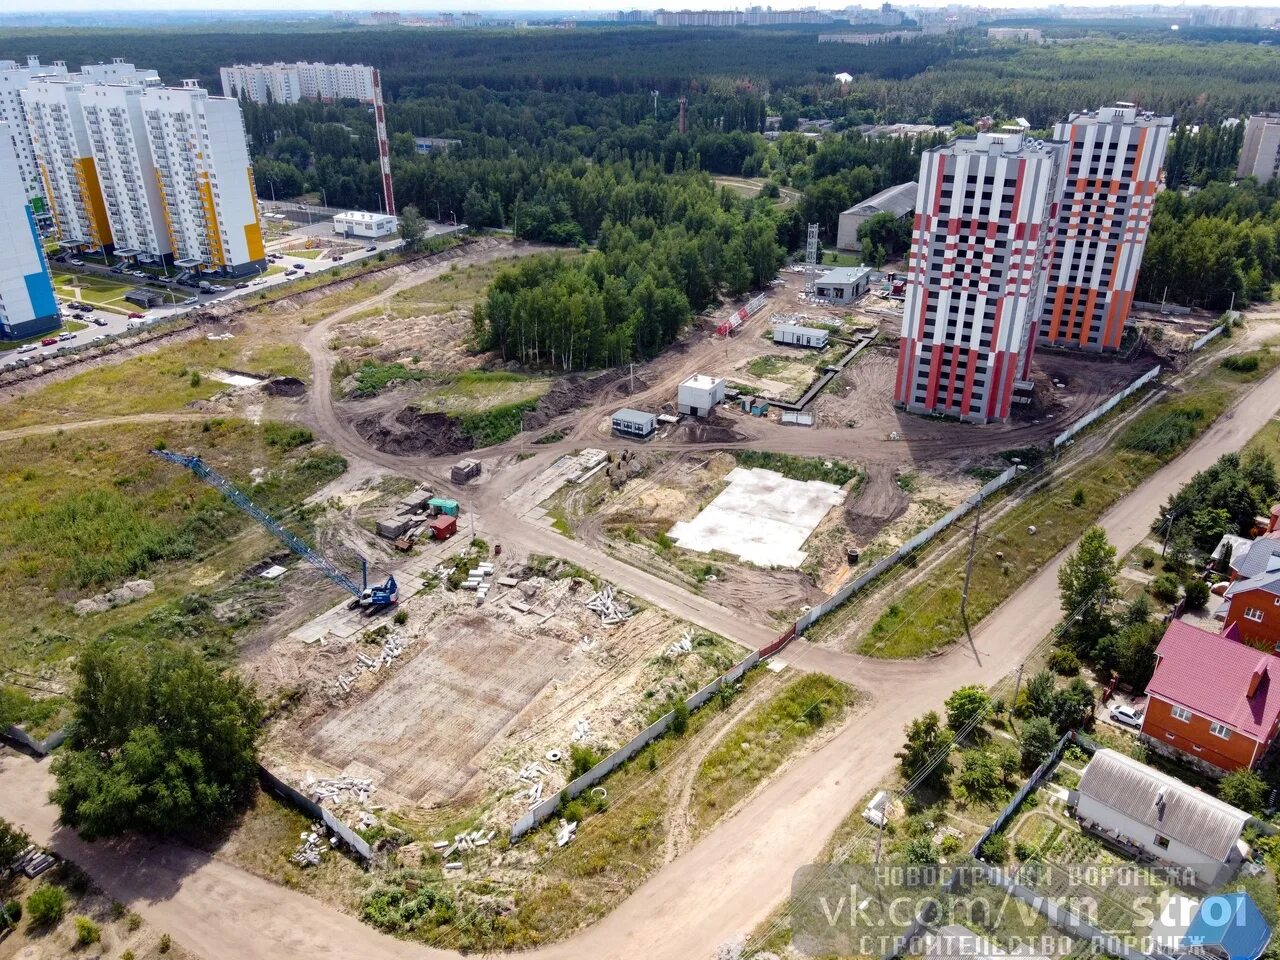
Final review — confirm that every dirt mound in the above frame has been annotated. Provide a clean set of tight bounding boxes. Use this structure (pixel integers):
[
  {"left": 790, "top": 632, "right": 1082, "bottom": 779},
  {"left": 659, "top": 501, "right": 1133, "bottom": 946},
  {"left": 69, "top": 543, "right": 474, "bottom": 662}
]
[
  {"left": 677, "top": 417, "right": 746, "bottom": 444},
  {"left": 264, "top": 376, "right": 306, "bottom": 397},
  {"left": 844, "top": 464, "right": 908, "bottom": 540},
  {"left": 74, "top": 579, "right": 154, "bottom": 616},
  {"left": 354, "top": 405, "right": 474, "bottom": 456},
  {"left": 522, "top": 368, "right": 637, "bottom": 430}
]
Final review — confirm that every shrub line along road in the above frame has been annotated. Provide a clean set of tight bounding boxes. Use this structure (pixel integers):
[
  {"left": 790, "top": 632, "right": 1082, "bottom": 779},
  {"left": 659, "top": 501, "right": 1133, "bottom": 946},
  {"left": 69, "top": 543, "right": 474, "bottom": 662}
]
[{"left": 3, "top": 349, "right": 1279, "bottom": 959}]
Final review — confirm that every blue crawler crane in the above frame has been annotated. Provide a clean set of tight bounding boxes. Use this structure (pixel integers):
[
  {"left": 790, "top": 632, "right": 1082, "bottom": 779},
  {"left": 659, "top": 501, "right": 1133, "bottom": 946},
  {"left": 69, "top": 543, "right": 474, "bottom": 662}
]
[{"left": 152, "top": 449, "right": 398, "bottom": 613}]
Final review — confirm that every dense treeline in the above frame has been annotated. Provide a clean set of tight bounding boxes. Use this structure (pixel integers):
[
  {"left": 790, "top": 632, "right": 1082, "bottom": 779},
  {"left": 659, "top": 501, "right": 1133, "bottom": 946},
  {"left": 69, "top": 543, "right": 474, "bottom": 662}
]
[
  {"left": 1137, "top": 178, "right": 1280, "bottom": 310},
  {"left": 475, "top": 167, "right": 784, "bottom": 369}
]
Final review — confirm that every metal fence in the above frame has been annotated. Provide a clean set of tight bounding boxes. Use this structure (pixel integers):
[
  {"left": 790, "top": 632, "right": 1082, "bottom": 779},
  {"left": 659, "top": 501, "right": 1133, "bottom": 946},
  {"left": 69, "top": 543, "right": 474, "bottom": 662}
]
[
  {"left": 258, "top": 766, "right": 374, "bottom": 863},
  {"left": 795, "top": 465, "right": 1020, "bottom": 634},
  {"left": 1052, "top": 365, "right": 1161, "bottom": 450},
  {"left": 511, "top": 649, "right": 763, "bottom": 840},
  {"left": 2, "top": 724, "right": 67, "bottom": 755}
]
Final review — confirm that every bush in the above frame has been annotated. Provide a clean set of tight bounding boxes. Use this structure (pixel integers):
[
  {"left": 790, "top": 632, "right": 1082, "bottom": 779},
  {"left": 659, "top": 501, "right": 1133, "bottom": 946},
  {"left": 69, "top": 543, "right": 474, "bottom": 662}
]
[
  {"left": 1150, "top": 574, "right": 1181, "bottom": 603},
  {"left": 26, "top": 885, "right": 66, "bottom": 926},
  {"left": 1, "top": 899, "right": 20, "bottom": 928},
  {"left": 1014, "top": 840, "right": 1034, "bottom": 862},
  {"left": 671, "top": 699, "right": 690, "bottom": 736},
  {"left": 1121, "top": 401, "right": 1208, "bottom": 457},
  {"left": 980, "top": 832, "right": 1008, "bottom": 863},
  {"left": 1072, "top": 488, "right": 1085, "bottom": 507},
  {"left": 1183, "top": 578, "right": 1210, "bottom": 609},
  {"left": 159, "top": 933, "right": 172, "bottom": 953},
  {"left": 1220, "top": 768, "right": 1268, "bottom": 814},
  {"left": 75, "top": 916, "right": 101, "bottom": 946},
  {"left": 262, "top": 422, "right": 314, "bottom": 450},
  {"left": 1222, "top": 353, "right": 1261, "bottom": 373},
  {"left": 1048, "top": 648, "right": 1080, "bottom": 675},
  {"left": 569, "top": 744, "right": 602, "bottom": 778},
  {"left": 392, "top": 609, "right": 409, "bottom": 626}
]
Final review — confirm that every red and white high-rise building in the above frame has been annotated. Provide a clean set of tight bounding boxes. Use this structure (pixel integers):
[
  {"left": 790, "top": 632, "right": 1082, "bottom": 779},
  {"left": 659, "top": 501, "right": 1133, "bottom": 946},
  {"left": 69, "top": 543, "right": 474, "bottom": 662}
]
[
  {"left": 1039, "top": 103, "right": 1171, "bottom": 352},
  {"left": 894, "top": 130, "right": 1066, "bottom": 424}
]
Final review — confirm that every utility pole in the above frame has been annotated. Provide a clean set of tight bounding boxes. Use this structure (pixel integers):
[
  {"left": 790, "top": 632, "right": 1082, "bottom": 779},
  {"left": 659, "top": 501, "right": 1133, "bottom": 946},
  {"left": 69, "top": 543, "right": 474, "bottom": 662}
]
[
  {"left": 1009, "top": 663, "right": 1024, "bottom": 737},
  {"left": 960, "top": 496, "right": 983, "bottom": 620}
]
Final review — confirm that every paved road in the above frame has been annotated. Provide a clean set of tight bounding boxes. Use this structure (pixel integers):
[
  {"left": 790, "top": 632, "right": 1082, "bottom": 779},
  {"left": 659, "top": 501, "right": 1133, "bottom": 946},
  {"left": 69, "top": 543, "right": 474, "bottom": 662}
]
[{"left": 5, "top": 349, "right": 1280, "bottom": 960}]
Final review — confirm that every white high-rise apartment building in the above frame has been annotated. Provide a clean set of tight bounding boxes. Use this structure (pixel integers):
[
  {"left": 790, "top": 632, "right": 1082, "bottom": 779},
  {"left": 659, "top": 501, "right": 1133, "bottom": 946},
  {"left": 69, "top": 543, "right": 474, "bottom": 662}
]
[
  {"left": 1040, "top": 103, "right": 1171, "bottom": 352},
  {"left": 0, "top": 121, "right": 59, "bottom": 339},
  {"left": 220, "top": 61, "right": 376, "bottom": 105},
  {"left": 81, "top": 83, "right": 171, "bottom": 262},
  {"left": 219, "top": 62, "right": 301, "bottom": 105},
  {"left": 0, "top": 57, "right": 68, "bottom": 213},
  {"left": 142, "top": 81, "right": 265, "bottom": 274},
  {"left": 894, "top": 130, "right": 1067, "bottom": 423},
  {"left": 23, "top": 64, "right": 264, "bottom": 275}
]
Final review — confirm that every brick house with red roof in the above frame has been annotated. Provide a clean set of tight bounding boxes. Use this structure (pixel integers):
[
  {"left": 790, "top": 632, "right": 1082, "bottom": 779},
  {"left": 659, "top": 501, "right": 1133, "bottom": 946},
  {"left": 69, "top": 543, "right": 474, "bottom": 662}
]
[{"left": 1140, "top": 620, "right": 1280, "bottom": 772}]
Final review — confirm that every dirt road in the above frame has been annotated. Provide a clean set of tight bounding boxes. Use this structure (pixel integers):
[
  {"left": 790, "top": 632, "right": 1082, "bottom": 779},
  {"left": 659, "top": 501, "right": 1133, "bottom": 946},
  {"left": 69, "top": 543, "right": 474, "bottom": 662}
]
[{"left": 6, "top": 354, "right": 1280, "bottom": 960}]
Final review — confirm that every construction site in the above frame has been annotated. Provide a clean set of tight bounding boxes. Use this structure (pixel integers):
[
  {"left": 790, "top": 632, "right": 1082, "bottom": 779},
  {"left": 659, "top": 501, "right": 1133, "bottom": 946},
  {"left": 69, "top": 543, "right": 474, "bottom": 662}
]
[{"left": 0, "top": 224, "right": 1248, "bottom": 955}]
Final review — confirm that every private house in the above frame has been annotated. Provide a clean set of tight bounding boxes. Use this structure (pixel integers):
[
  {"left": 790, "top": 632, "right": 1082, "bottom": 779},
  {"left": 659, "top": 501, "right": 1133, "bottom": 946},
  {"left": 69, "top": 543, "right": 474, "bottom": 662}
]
[
  {"left": 1141, "top": 621, "right": 1280, "bottom": 772},
  {"left": 1073, "top": 749, "right": 1250, "bottom": 889},
  {"left": 1223, "top": 572, "right": 1280, "bottom": 651},
  {"left": 1185, "top": 892, "right": 1273, "bottom": 960}
]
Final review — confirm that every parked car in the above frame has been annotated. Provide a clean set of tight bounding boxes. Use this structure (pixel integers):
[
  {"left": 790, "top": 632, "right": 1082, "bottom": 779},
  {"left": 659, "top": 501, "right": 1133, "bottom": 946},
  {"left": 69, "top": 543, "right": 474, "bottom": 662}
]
[
  {"left": 111, "top": 266, "right": 125, "bottom": 274},
  {"left": 69, "top": 258, "right": 84, "bottom": 266},
  {"left": 90, "top": 335, "right": 105, "bottom": 343},
  {"left": 1109, "top": 704, "right": 1144, "bottom": 729},
  {"left": 127, "top": 311, "right": 144, "bottom": 319},
  {"left": 40, "top": 336, "right": 58, "bottom": 346},
  {"left": 16, "top": 343, "right": 36, "bottom": 354},
  {"left": 250, "top": 277, "right": 267, "bottom": 286},
  {"left": 365, "top": 245, "right": 377, "bottom": 252},
  {"left": 58, "top": 332, "right": 75, "bottom": 341},
  {"left": 331, "top": 254, "right": 343, "bottom": 262},
  {"left": 91, "top": 317, "right": 108, "bottom": 326},
  {"left": 235, "top": 281, "right": 248, "bottom": 289}
]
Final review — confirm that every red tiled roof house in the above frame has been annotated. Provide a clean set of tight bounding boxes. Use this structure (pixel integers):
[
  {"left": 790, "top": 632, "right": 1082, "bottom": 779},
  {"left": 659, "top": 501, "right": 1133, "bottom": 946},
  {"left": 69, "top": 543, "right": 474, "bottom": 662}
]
[{"left": 1140, "top": 621, "right": 1280, "bottom": 773}]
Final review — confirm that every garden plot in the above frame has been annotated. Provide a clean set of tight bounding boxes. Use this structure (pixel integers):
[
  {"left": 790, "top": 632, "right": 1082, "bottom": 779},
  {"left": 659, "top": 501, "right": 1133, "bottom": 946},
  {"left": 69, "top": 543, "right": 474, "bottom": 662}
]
[{"left": 668, "top": 466, "right": 846, "bottom": 567}]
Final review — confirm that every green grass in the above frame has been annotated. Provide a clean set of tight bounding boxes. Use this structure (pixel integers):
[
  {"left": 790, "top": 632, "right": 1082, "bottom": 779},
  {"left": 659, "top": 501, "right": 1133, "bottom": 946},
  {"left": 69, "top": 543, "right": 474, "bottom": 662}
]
[
  {"left": 733, "top": 450, "right": 859, "bottom": 487},
  {"left": 0, "top": 419, "right": 346, "bottom": 730},
  {"left": 839, "top": 378, "right": 1238, "bottom": 658},
  {"left": 2, "top": 319, "right": 87, "bottom": 350},
  {"left": 691, "top": 673, "right": 853, "bottom": 829},
  {"left": 457, "top": 397, "right": 540, "bottom": 446}
]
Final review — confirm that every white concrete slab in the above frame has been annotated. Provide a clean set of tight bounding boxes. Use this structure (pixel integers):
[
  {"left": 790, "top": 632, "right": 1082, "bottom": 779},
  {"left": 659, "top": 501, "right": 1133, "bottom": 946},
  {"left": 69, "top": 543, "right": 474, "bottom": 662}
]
[{"left": 667, "top": 467, "right": 845, "bottom": 568}]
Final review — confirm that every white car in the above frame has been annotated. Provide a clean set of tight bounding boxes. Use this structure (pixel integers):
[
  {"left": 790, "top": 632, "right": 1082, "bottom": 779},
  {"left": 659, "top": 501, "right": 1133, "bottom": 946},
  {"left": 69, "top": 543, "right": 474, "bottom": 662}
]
[
  {"left": 1109, "top": 704, "right": 1144, "bottom": 729},
  {"left": 182, "top": 296, "right": 199, "bottom": 306},
  {"left": 69, "top": 258, "right": 84, "bottom": 266},
  {"left": 16, "top": 343, "right": 37, "bottom": 354}
]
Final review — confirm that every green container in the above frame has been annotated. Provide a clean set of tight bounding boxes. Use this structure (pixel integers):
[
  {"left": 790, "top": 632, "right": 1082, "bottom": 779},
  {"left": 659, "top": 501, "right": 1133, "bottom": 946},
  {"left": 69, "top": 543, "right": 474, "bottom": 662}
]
[{"left": 429, "top": 497, "right": 460, "bottom": 517}]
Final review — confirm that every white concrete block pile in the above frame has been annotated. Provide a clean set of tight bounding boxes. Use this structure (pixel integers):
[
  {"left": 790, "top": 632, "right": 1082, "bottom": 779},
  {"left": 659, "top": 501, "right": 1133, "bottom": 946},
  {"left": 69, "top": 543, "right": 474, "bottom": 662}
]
[
  {"left": 666, "top": 628, "right": 695, "bottom": 659},
  {"left": 291, "top": 824, "right": 337, "bottom": 868},
  {"left": 572, "top": 717, "right": 591, "bottom": 742},
  {"left": 556, "top": 818, "right": 578, "bottom": 847},
  {"left": 584, "top": 585, "right": 632, "bottom": 625},
  {"left": 306, "top": 771, "right": 377, "bottom": 807},
  {"left": 335, "top": 635, "right": 410, "bottom": 694},
  {"left": 442, "top": 828, "right": 497, "bottom": 858},
  {"left": 515, "top": 760, "right": 549, "bottom": 808},
  {"left": 462, "top": 561, "right": 495, "bottom": 601}
]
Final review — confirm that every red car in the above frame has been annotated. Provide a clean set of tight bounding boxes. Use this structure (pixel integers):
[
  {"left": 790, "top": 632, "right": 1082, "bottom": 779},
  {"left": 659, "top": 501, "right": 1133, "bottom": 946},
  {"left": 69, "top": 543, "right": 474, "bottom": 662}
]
[
  {"left": 40, "top": 337, "right": 58, "bottom": 346},
  {"left": 127, "top": 312, "right": 144, "bottom": 319}
]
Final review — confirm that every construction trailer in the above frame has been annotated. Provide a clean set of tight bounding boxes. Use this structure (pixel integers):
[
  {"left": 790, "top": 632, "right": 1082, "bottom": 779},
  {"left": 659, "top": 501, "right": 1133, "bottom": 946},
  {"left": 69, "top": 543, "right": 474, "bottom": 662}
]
[
  {"left": 773, "top": 323, "right": 830, "bottom": 349},
  {"left": 429, "top": 514, "right": 457, "bottom": 540},
  {"left": 741, "top": 396, "right": 770, "bottom": 417},
  {"left": 429, "top": 497, "right": 460, "bottom": 517},
  {"left": 451, "top": 458, "right": 481, "bottom": 484},
  {"left": 611, "top": 407, "right": 657, "bottom": 439},
  {"left": 677, "top": 374, "right": 725, "bottom": 417},
  {"left": 813, "top": 266, "right": 873, "bottom": 304}
]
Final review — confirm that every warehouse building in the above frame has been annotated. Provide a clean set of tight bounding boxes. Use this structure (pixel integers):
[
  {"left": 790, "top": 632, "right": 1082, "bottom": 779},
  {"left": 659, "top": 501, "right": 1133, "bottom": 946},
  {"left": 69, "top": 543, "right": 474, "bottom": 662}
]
[
  {"left": 1237, "top": 114, "right": 1280, "bottom": 185},
  {"left": 773, "top": 322, "right": 829, "bottom": 349},
  {"left": 813, "top": 266, "right": 872, "bottom": 304},
  {"left": 836, "top": 181, "right": 917, "bottom": 252},
  {"left": 333, "top": 211, "right": 397, "bottom": 238},
  {"left": 677, "top": 374, "right": 725, "bottom": 417},
  {"left": 611, "top": 408, "right": 656, "bottom": 439}
]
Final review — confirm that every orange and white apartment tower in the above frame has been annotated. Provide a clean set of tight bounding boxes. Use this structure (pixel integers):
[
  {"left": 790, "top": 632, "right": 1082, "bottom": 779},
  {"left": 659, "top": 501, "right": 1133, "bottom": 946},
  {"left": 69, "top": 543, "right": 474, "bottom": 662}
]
[
  {"left": 894, "top": 130, "right": 1066, "bottom": 423},
  {"left": 1039, "top": 103, "right": 1171, "bottom": 352}
]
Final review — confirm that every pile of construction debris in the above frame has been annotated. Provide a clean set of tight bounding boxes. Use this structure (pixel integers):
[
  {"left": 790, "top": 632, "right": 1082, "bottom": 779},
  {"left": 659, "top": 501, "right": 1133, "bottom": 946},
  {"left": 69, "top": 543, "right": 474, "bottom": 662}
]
[
  {"left": 434, "top": 828, "right": 497, "bottom": 868},
  {"left": 307, "top": 772, "right": 377, "bottom": 807},
  {"left": 556, "top": 819, "right": 578, "bottom": 847},
  {"left": 334, "top": 634, "right": 411, "bottom": 695},
  {"left": 584, "top": 585, "right": 632, "bottom": 625},
  {"left": 666, "top": 628, "right": 695, "bottom": 659},
  {"left": 515, "top": 760, "right": 550, "bottom": 809},
  {"left": 292, "top": 825, "right": 338, "bottom": 868},
  {"left": 461, "top": 561, "right": 495, "bottom": 600},
  {"left": 571, "top": 717, "right": 591, "bottom": 742},
  {"left": 74, "top": 579, "right": 154, "bottom": 616}
]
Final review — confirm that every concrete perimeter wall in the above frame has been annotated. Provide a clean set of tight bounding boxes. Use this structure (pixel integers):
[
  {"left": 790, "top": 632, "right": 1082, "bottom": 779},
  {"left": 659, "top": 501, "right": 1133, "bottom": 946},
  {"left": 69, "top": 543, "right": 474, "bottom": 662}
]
[{"left": 1053, "top": 365, "right": 1160, "bottom": 450}]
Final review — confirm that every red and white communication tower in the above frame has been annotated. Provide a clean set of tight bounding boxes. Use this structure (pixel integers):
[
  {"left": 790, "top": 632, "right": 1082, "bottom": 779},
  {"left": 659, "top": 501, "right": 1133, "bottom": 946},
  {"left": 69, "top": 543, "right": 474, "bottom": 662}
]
[{"left": 371, "top": 67, "right": 396, "bottom": 217}]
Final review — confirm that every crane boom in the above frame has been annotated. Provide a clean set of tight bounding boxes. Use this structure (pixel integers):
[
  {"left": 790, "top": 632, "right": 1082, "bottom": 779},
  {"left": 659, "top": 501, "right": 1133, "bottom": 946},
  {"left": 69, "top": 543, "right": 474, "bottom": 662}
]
[{"left": 151, "top": 449, "right": 374, "bottom": 599}]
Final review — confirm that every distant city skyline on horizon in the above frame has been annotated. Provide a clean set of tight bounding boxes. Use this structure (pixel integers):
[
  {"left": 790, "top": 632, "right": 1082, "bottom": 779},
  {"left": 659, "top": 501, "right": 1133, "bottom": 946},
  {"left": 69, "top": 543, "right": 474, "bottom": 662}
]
[{"left": 7, "top": 0, "right": 1280, "bottom": 15}]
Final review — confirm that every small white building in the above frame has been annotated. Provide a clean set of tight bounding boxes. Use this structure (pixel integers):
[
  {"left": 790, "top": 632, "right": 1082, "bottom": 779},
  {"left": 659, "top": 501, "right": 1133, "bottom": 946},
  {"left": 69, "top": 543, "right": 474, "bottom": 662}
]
[
  {"left": 333, "top": 211, "right": 397, "bottom": 238},
  {"left": 1074, "top": 749, "right": 1250, "bottom": 889},
  {"left": 611, "top": 407, "right": 656, "bottom": 439},
  {"left": 814, "top": 266, "right": 873, "bottom": 304},
  {"left": 774, "top": 323, "right": 829, "bottom": 349},
  {"left": 677, "top": 374, "right": 725, "bottom": 417}
]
